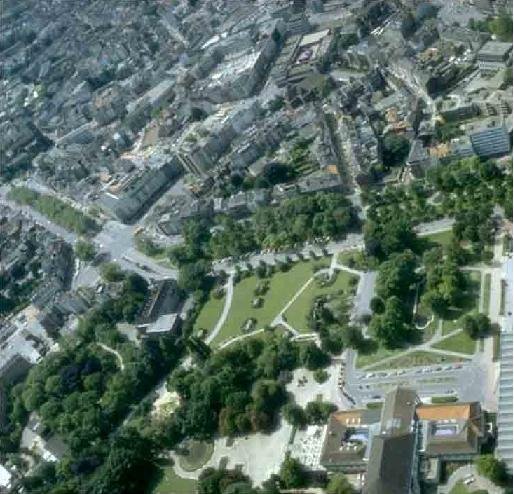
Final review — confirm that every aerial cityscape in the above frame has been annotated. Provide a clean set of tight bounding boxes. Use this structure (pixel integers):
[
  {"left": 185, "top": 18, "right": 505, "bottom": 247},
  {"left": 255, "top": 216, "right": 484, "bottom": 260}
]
[{"left": 0, "top": 0, "right": 512, "bottom": 493}]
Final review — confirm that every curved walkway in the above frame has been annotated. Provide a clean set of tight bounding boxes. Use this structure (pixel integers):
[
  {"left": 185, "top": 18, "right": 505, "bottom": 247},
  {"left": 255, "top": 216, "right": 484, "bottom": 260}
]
[
  {"left": 206, "top": 273, "right": 234, "bottom": 345},
  {"left": 97, "top": 343, "right": 125, "bottom": 371}
]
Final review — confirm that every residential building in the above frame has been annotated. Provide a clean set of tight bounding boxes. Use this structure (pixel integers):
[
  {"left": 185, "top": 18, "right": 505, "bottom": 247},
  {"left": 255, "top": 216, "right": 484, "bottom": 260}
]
[
  {"left": 138, "top": 279, "right": 182, "bottom": 325},
  {"left": 99, "top": 161, "right": 181, "bottom": 223},
  {"left": 477, "top": 41, "right": 513, "bottom": 74},
  {"left": 429, "top": 136, "right": 475, "bottom": 164},
  {"left": 174, "top": 100, "right": 260, "bottom": 177},
  {"left": 136, "top": 313, "right": 182, "bottom": 340},
  {"left": 439, "top": 96, "right": 479, "bottom": 122},
  {"left": 406, "top": 139, "right": 432, "bottom": 176}
]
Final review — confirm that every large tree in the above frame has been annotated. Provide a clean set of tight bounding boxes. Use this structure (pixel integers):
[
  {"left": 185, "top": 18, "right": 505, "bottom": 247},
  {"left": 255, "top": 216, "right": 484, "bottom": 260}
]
[{"left": 376, "top": 250, "right": 417, "bottom": 300}]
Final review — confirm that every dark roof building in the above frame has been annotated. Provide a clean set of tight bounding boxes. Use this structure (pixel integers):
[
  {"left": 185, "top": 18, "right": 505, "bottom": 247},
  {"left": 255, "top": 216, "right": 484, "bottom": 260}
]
[
  {"left": 364, "top": 433, "right": 418, "bottom": 494},
  {"left": 364, "top": 387, "right": 420, "bottom": 494}
]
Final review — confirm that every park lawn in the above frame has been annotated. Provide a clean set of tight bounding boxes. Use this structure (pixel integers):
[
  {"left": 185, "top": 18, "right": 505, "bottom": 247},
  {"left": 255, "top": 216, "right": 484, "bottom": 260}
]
[
  {"left": 284, "top": 270, "right": 358, "bottom": 332},
  {"left": 420, "top": 229, "right": 454, "bottom": 248},
  {"left": 212, "top": 260, "right": 327, "bottom": 347},
  {"left": 366, "top": 350, "right": 467, "bottom": 370},
  {"left": 152, "top": 465, "right": 197, "bottom": 494},
  {"left": 195, "top": 293, "right": 226, "bottom": 335},
  {"left": 178, "top": 440, "right": 214, "bottom": 472},
  {"left": 442, "top": 271, "right": 481, "bottom": 335},
  {"left": 431, "top": 330, "right": 476, "bottom": 355},
  {"left": 483, "top": 273, "right": 491, "bottom": 315}
]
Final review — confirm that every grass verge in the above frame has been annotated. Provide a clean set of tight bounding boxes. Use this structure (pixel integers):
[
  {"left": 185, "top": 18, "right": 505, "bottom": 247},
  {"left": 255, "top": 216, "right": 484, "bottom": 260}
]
[
  {"left": 366, "top": 350, "right": 467, "bottom": 370},
  {"left": 431, "top": 331, "right": 476, "bottom": 355}
]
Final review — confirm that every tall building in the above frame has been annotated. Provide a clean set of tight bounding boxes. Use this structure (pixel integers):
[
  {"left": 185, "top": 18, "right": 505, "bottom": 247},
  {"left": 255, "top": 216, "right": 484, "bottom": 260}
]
[
  {"left": 364, "top": 388, "right": 421, "bottom": 494},
  {"left": 497, "top": 258, "right": 513, "bottom": 472}
]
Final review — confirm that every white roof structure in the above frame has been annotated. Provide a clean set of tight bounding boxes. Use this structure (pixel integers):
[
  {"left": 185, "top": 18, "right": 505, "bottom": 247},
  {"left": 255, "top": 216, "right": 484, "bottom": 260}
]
[
  {"left": 497, "top": 258, "right": 513, "bottom": 472},
  {"left": 0, "top": 464, "right": 12, "bottom": 489}
]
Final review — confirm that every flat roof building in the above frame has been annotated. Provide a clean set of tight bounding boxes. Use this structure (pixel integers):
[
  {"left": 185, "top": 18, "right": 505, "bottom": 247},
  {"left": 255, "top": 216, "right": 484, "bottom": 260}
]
[
  {"left": 477, "top": 41, "right": 512, "bottom": 74},
  {"left": 465, "top": 116, "right": 512, "bottom": 158}
]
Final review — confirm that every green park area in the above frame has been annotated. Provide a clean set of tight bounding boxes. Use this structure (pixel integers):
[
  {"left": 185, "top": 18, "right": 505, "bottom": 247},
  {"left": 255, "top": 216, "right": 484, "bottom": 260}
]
[
  {"left": 194, "top": 292, "right": 226, "bottom": 335},
  {"left": 151, "top": 464, "right": 196, "bottom": 494},
  {"left": 210, "top": 258, "right": 329, "bottom": 348},
  {"left": 284, "top": 270, "right": 358, "bottom": 332},
  {"left": 367, "top": 350, "right": 468, "bottom": 371},
  {"left": 483, "top": 273, "right": 491, "bottom": 315},
  {"left": 337, "top": 249, "right": 373, "bottom": 271}
]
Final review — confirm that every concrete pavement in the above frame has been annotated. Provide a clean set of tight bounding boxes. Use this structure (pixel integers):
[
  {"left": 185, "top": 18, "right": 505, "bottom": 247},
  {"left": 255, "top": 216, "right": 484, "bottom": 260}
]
[{"left": 438, "top": 464, "right": 503, "bottom": 494}]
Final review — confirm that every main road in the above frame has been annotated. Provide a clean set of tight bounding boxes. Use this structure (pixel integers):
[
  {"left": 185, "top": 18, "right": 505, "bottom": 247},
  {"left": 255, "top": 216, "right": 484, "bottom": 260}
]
[{"left": 0, "top": 184, "right": 177, "bottom": 283}]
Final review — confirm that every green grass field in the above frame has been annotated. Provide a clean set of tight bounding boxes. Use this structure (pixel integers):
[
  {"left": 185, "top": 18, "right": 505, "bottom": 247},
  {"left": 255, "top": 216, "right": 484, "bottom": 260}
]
[
  {"left": 420, "top": 229, "right": 454, "bottom": 248},
  {"left": 482, "top": 273, "right": 491, "bottom": 315},
  {"left": 356, "top": 343, "right": 403, "bottom": 369},
  {"left": 431, "top": 330, "right": 476, "bottom": 355},
  {"left": 151, "top": 466, "right": 196, "bottom": 494},
  {"left": 211, "top": 260, "right": 328, "bottom": 347},
  {"left": 366, "top": 350, "right": 467, "bottom": 370},
  {"left": 195, "top": 293, "right": 226, "bottom": 335},
  {"left": 284, "top": 270, "right": 358, "bottom": 332},
  {"left": 177, "top": 440, "right": 213, "bottom": 472}
]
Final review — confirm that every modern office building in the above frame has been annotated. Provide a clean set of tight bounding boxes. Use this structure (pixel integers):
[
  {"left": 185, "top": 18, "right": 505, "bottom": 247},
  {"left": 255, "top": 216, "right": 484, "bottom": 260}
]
[{"left": 466, "top": 117, "right": 512, "bottom": 158}]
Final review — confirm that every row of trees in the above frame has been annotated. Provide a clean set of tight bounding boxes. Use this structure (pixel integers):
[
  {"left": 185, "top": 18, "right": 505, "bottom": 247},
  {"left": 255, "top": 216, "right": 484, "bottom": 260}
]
[
  {"left": 170, "top": 192, "right": 358, "bottom": 268},
  {"left": 421, "top": 252, "right": 466, "bottom": 317},
  {"left": 196, "top": 464, "right": 355, "bottom": 494},
  {"left": 283, "top": 400, "right": 337, "bottom": 428},
  {"left": 8, "top": 186, "right": 99, "bottom": 235}
]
